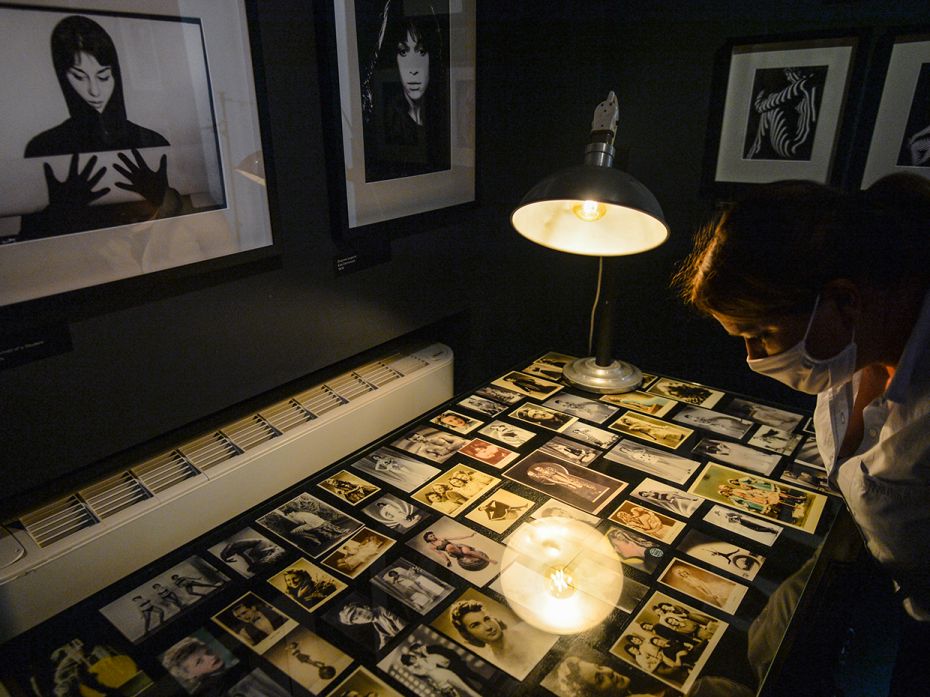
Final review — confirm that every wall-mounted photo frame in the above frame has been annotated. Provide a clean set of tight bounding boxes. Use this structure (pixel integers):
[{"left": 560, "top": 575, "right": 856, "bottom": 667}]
[
  {"left": 319, "top": 0, "right": 476, "bottom": 241},
  {"left": 0, "top": 1, "right": 276, "bottom": 308},
  {"left": 858, "top": 32, "right": 930, "bottom": 188},
  {"left": 702, "top": 33, "right": 862, "bottom": 200}
]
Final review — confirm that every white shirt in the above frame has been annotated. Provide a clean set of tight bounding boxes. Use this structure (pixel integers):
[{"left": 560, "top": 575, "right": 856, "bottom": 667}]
[{"left": 815, "top": 289, "right": 930, "bottom": 620}]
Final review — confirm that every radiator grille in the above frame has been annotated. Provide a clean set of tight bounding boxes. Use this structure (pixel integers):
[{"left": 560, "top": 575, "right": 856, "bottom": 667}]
[
  {"left": 222, "top": 414, "right": 281, "bottom": 451},
  {"left": 259, "top": 399, "right": 316, "bottom": 432},
  {"left": 355, "top": 360, "right": 404, "bottom": 388},
  {"left": 132, "top": 451, "right": 199, "bottom": 493},
  {"left": 20, "top": 496, "right": 97, "bottom": 548},
  {"left": 178, "top": 433, "right": 242, "bottom": 472},
  {"left": 80, "top": 472, "right": 151, "bottom": 519},
  {"left": 294, "top": 385, "right": 346, "bottom": 416}
]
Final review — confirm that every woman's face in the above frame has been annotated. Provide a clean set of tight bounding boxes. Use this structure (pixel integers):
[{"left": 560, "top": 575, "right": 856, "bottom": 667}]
[
  {"left": 67, "top": 51, "right": 114, "bottom": 113},
  {"left": 180, "top": 646, "right": 223, "bottom": 679},
  {"left": 570, "top": 658, "right": 630, "bottom": 694},
  {"left": 461, "top": 609, "right": 503, "bottom": 644},
  {"left": 396, "top": 29, "right": 429, "bottom": 103}
]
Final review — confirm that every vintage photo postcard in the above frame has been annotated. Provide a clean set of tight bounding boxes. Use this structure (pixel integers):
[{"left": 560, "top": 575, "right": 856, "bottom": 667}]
[
  {"left": 724, "top": 397, "right": 804, "bottom": 431},
  {"left": 604, "top": 438, "right": 701, "bottom": 484},
  {"left": 748, "top": 425, "right": 803, "bottom": 456},
  {"left": 159, "top": 627, "right": 239, "bottom": 695},
  {"left": 321, "top": 527, "right": 394, "bottom": 579},
  {"left": 521, "top": 361, "right": 564, "bottom": 381},
  {"left": 465, "top": 488, "right": 533, "bottom": 534},
  {"left": 605, "top": 525, "right": 667, "bottom": 575},
  {"left": 781, "top": 461, "right": 837, "bottom": 496},
  {"left": 329, "top": 667, "right": 403, "bottom": 697},
  {"left": 267, "top": 557, "right": 347, "bottom": 613},
  {"left": 609, "top": 501, "right": 686, "bottom": 544},
  {"left": 351, "top": 446, "right": 441, "bottom": 492},
  {"left": 360, "top": 493, "right": 429, "bottom": 532},
  {"left": 208, "top": 526, "right": 289, "bottom": 578},
  {"left": 430, "top": 409, "right": 484, "bottom": 434},
  {"left": 378, "top": 624, "right": 500, "bottom": 697},
  {"left": 491, "top": 370, "right": 565, "bottom": 399},
  {"left": 646, "top": 377, "right": 724, "bottom": 408},
  {"left": 677, "top": 528, "right": 765, "bottom": 581},
  {"left": 457, "top": 394, "right": 508, "bottom": 417},
  {"left": 610, "top": 590, "right": 727, "bottom": 694},
  {"left": 322, "top": 592, "right": 409, "bottom": 655},
  {"left": 227, "top": 669, "right": 289, "bottom": 697},
  {"left": 212, "top": 592, "right": 297, "bottom": 654},
  {"left": 458, "top": 437, "right": 519, "bottom": 468},
  {"left": 411, "top": 464, "right": 499, "bottom": 516},
  {"left": 538, "top": 435, "right": 601, "bottom": 466},
  {"left": 256, "top": 492, "right": 363, "bottom": 558},
  {"left": 531, "top": 497, "right": 601, "bottom": 525},
  {"left": 536, "top": 351, "right": 577, "bottom": 368},
  {"left": 475, "top": 383, "right": 525, "bottom": 406},
  {"left": 658, "top": 557, "right": 747, "bottom": 614},
  {"left": 504, "top": 451, "right": 625, "bottom": 515},
  {"left": 317, "top": 469, "right": 380, "bottom": 505},
  {"left": 609, "top": 411, "right": 693, "bottom": 450},
  {"left": 541, "top": 643, "right": 669, "bottom": 697},
  {"left": 691, "top": 437, "right": 781, "bottom": 476},
  {"left": 264, "top": 625, "right": 352, "bottom": 694},
  {"left": 795, "top": 436, "right": 826, "bottom": 468},
  {"left": 478, "top": 419, "right": 537, "bottom": 447},
  {"left": 600, "top": 389, "right": 676, "bottom": 417},
  {"left": 510, "top": 402, "right": 577, "bottom": 433},
  {"left": 391, "top": 426, "right": 469, "bottom": 463},
  {"left": 542, "top": 393, "right": 619, "bottom": 424},
  {"left": 703, "top": 504, "right": 783, "bottom": 547},
  {"left": 431, "top": 587, "right": 559, "bottom": 680},
  {"left": 631, "top": 478, "right": 703, "bottom": 518},
  {"left": 100, "top": 555, "right": 229, "bottom": 643},
  {"left": 407, "top": 515, "right": 505, "bottom": 586},
  {"left": 689, "top": 462, "right": 826, "bottom": 533},
  {"left": 561, "top": 421, "right": 620, "bottom": 449},
  {"left": 370, "top": 557, "right": 455, "bottom": 613},
  {"left": 671, "top": 405, "right": 755, "bottom": 439}
]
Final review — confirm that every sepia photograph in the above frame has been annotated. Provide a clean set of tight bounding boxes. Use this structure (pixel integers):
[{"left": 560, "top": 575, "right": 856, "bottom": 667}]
[
  {"left": 212, "top": 592, "right": 297, "bottom": 654},
  {"left": 780, "top": 460, "right": 836, "bottom": 496},
  {"left": 328, "top": 666, "right": 404, "bottom": 697},
  {"left": 407, "top": 515, "right": 504, "bottom": 586},
  {"left": 208, "top": 526, "right": 289, "bottom": 579},
  {"left": 748, "top": 425, "right": 803, "bottom": 455},
  {"left": 318, "top": 469, "right": 380, "bottom": 505},
  {"left": 430, "top": 409, "right": 484, "bottom": 434},
  {"left": 600, "top": 389, "right": 676, "bottom": 418},
  {"left": 267, "top": 557, "right": 347, "bottom": 613},
  {"left": 256, "top": 492, "right": 364, "bottom": 558},
  {"left": 703, "top": 504, "right": 783, "bottom": 546},
  {"left": 321, "top": 527, "right": 395, "bottom": 578},
  {"left": 604, "top": 438, "right": 701, "bottom": 484},
  {"left": 491, "top": 370, "right": 564, "bottom": 399},
  {"left": 646, "top": 378, "right": 724, "bottom": 407},
  {"left": 658, "top": 558, "right": 747, "bottom": 614},
  {"left": 361, "top": 492, "right": 429, "bottom": 532},
  {"left": 458, "top": 437, "right": 519, "bottom": 468},
  {"left": 264, "top": 625, "right": 352, "bottom": 694},
  {"left": 226, "top": 669, "right": 290, "bottom": 697},
  {"left": 671, "top": 405, "right": 754, "bottom": 439},
  {"left": 605, "top": 525, "right": 667, "bottom": 575},
  {"left": 538, "top": 435, "right": 601, "bottom": 466},
  {"left": 351, "top": 446, "right": 441, "bottom": 492},
  {"left": 531, "top": 498, "right": 601, "bottom": 525},
  {"left": 561, "top": 421, "right": 620, "bottom": 449},
  {"left": 457, "top": 394, "right": 508, "bottom": 417},
  {"left": 723, "top": 398, "right": 804, "bottom": 431},
  {"left": 322, "top": 592, "right": 408, "bottom": 653},
  {"left": 370, "top": 557, "right": 455, "bottom": 613},
  {"left": 412, "top": 464, "right": 499, "bottom": 515},
  {"left": 542, "top": 393, "right": 619, "bottom": 424},
  {"left": 510, "top": 403, "right": 577, "bottom": 432},
  {"left": 677, "top": 529, "right": 765, "bottom": 581},
  {"left": 690, "top": 437, "right": 781, "bottom": 476},
  {"left": 159, "top": 628, "right": 238, "bottom": 695},
  {"left": 609, "top": 412, "right": 693, "bottom": 450},
  {"left": 609, "top": 501, "right": 686, "bottom": 544},
  {"left": 478, "top": 419, "right": 536, "bottom": 447},
  {"left": 795, "top": 436, "right": 826, "bottom": 467},
  {"left": 541, "top": 643, "right": 669, "bottom": 697},
  {"left": 465, "top": 488, "right": 533, "bottom": 533},
  {"left": 391, "top": 425, "right": 469, "bottom": 463},
  {"left": 504, "top": 451, "right": 626, "bottom": 515},
  {"left": 631, "top": 478, "right": 703, "bottom": 518},
  {"left": 474, "top": 384, "right": 524, "bottom": 406}
]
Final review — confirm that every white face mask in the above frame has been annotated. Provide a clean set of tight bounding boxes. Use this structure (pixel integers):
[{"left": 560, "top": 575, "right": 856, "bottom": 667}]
[{"left": 746, "top": 295, "right": 857, "bottom": 394}]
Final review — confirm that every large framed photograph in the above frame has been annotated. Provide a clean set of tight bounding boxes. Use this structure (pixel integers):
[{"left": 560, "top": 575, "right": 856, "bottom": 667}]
[
  {"left": 322, "top": 0, "right": 476, "bottom": 237},
  {"left": 703, "top": 33, "right": 861, "bottom": 199},
  {"left": 0, "top": 1, "right": 275, "bottom": 307},
  {"left": 859, "top": 32, "right": 930, "bottom": 188}
]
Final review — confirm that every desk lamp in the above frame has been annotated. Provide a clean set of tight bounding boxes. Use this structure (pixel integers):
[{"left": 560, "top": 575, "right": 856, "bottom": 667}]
[{"left": 511, "top": 92, "right": 669, "bottom": 393}]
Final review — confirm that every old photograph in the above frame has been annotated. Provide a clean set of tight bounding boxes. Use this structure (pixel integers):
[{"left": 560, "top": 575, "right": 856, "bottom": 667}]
[
  {"left": 609, "top": 411, "right": 693, "bottom": 450},
  {"left": 321, "top": 527, "right": 394, "bottom": 578},
  {"left": 677, "top": 528, "right": 765, "bottom": 581},
  {"left": 780, "top": 460, "right": 836, "bottom": 496},
  {"left": 408, "top": 515, "right": 504, "bottom": 585},
  {"left": 159, "top": 628, "right": 238, "bottom": 695},
  {"left": 465, "top": 488, "right": 533, "bottom": 533},
  {"left": 264, "top": 625, "right": 352, "bottom": 693},
  {"left": 256, "top": 492, "right": 363, "bottom": 558},
  {"left": 322, "top": 592, "right": 408, "bottom": 653},
  {"left": 542, "top": 393, "right": 619, "bottom": 423},
  {"left": 600, "top": 389, "right": 676, "bottom": 417},
  {"left": 646, "top": 378, "right": 724, "bottom": 408},
  {"left": 605, "top": 525, "right": 667, "bottom": 575},
  {"left": 412, "top": 464, "right": 499, "bottom": 515},
  {"left": 510, "top": 403, "right": 577, "bottom": 432},
  {"left": 703, "top": 504, "right": 783, "bottom": 546},
  {"left": 458, "top": 437, "right": 519, "bottom": 468},
  {"left": 391, "top": 425, "right": 469, "bottom": 463},
  {"left": 456, "top": 394, "right": 508, "bottom": 417},
  {"left": 658, "top": 557, "right": 747, "bottom": 614},
  {"left": 504, "top": 451, "right": 625, "bottom": 515},
  {"left": 630, "top": 478, "right": 703, "bottom": 518},
  {"left": 723, "top": 397, "right": 804, "bottom": 431},
  {"left": 691, "top": 437, "right": 781, "bottom": 476},
  {"left": 561, "top": 421, "right": 620, "bottom": 449},
  {"left": 748, "top": 425, "right": 803, "bottom": 455},
  {"left": 477, "top": 419, "right": 536, "bottom": 447},
  {"left": 474, "top": 384, "right": 524, "bottom": 406},
  {"left": 604, "top": 438, "right": 701, "bottom": 484},
  {"left": 212, "top": 592, "right": 296, "bottom": 654},
  {"left": 430, "top": 409, "right": 484, "bottom": 434},
  {"left": 328, "top": 666, "right": 404, "bottom": 697},
  {"left": 541, "top": 643, "right": 669, "bottom": 697},
  {"left": 538, "top": 435, "right": 601, "bottom": 466},
  {"left": 208, "top": 526, "right": 289, "bottom": 579},
  {"left": 609, "top": 501, "right": 686, "bottom": 544},
  {"left": 370, "top": 557, "right": 455, "bottom": 613},
  {"left": 317, "top": 469, "right": 380, "bottom": 505},
  {"left": 351, "top": 446, "right": 441, "bottom": 492},
  {"left": 491, "top": 370, "right": 564, "bottom": 399},
  {"left": 671, "top": 405, "right": 754, "bottom": 439},
  {"left": 361, "top": 492, "right": 429, "bottom": 532},
  {"left": 267, "top": 558, "right": 346, "bottom": 613}
]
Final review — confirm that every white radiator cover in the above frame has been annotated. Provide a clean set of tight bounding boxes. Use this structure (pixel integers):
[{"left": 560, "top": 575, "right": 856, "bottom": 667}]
[{"left": 0, "top": 343, "right": 453, "bottom": 643}]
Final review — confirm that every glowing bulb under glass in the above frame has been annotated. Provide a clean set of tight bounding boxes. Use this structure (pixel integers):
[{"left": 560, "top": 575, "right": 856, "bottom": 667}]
[{"left": 572, "top": 200, "right": 606, "bottom": 222}]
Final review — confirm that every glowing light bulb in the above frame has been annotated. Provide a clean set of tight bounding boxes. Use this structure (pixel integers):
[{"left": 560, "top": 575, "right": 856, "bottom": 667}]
[
  {"left": 547, "top": 567, "right": 574, "bottom": 599},
  {"left": 572, "top": 200, "right": 606, "bottom": 222}
]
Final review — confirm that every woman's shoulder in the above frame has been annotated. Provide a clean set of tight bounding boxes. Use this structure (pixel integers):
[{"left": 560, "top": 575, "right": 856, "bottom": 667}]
[
  {"left": 24, "top": 121, "right": 75, "bottom": 157},
  {"left": 125, "top": 121, "right": 170, "bottom": 148}
]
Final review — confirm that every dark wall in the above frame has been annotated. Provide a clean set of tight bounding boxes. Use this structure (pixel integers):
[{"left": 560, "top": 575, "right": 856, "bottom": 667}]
[{"left": 1, "top": 0, "right": 924, "bottom": 512}]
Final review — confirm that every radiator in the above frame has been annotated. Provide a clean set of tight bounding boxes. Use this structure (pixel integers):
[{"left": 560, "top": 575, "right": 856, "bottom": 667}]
[{"left": 0, "top": 343, "right": 453, "bottom": 643}]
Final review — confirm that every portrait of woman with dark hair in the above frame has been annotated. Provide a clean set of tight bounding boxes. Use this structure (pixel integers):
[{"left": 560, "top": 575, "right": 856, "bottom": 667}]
[{"left": 358, "top": 0, "right": 450, "bottom": 181}]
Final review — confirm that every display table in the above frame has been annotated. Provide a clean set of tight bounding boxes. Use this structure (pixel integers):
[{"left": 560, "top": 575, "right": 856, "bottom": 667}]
[{"left": 0, "top": 353, "right": 849, "bottom": 697}]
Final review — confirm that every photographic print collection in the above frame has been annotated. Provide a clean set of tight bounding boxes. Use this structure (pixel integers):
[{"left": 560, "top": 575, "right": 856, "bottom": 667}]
[{"left": 0, "top": 352, "right": 841, "bottom": 697}]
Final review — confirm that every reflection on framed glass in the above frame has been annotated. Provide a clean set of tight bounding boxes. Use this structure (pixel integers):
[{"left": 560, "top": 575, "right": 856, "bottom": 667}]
[
  {"left": 325, "top": 0, "right": 476, "bottom": 234},
  {"left": 703, "top": 33, "right": 861, "bottom": 199},
  {"left": 0, "top": 0, "right": 274, "bottom": 307},
  {"left": 859, "top": 33, "right": 930, "bottom": 188}
]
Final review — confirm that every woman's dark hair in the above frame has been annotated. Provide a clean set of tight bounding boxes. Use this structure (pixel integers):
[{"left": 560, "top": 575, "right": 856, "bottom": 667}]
[
  {"left": 51, "top": 15, "right": 126, "bottom": 120},
  {"left": 449, "top": 599, "right": 505, "bottom": 647},
  {"left": 673, "top": 174, "right": 930, "bottom": 322}
]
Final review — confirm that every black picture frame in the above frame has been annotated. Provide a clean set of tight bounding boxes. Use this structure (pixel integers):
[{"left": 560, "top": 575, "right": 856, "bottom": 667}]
[
  {"left": 701, "top": 31, "right": 864, "bottom": 201},
  {"left": 316, "top": 0, "right": 476, "bottom": 247},
  {"left": 0, "top": 1, "right": 279, "bottom": 315}
]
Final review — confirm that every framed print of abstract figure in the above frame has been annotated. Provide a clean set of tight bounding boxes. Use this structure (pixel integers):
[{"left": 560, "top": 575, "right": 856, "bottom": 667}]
[
  {"left": 859, "top": 33, "right": 930, "bottom": 187},
  {"left": 325, "top": 0, "right": 475, "bottom": 233},
  {"left": 703, "top": 33, "right": 860, "bottom": 198},
  {"left": 0, "top": 1, "right": 275, "bottom": 306}
]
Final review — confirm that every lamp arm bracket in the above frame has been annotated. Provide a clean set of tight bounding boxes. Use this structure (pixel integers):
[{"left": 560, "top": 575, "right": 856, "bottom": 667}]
[{"left": 589, "top": 91, "right": 619, "bottom": 146}]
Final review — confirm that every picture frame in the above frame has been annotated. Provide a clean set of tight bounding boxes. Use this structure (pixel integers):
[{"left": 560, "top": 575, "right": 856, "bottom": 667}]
[
  {"left": 702, "top": 32, "right": 863, "bottom": 199},
  {"left": 858, "top": 31, "right": 930, "bottom": 188},
  {"left": 317, "top": 0, "right": 476, "bottom": 243},
  {"left": 0, "top": 1, "right": 277, "bottom": 309}
]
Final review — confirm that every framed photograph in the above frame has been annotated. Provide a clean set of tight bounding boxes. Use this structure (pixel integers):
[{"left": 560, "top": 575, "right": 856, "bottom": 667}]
[
  {"left": 321, "top": 0, "right": 476, "bottom": 238},
  {"left": 703, "top": 32, "right": 861, "bottom": 199},
  {"left": 0, "top": 1, "right": 276, "bottom": 307},
  {"left": 859, "top": 32, "right": 930, "bottom": 187}
]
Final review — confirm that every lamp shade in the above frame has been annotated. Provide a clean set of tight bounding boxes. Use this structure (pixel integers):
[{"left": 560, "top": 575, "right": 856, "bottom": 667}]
[{"left": 511, "top": 164, "right": 668, "bottom": 256}]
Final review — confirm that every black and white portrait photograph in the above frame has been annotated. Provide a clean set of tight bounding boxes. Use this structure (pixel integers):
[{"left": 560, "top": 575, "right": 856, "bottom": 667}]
[
  {"left": 370, "top": 557, "right": 454, "bottom": 613},
  {"left": 159, "top": 628, "right": 239, "bottom": 695},
  {"left": 561, "top": 421, "right": 620, "bottom": 449},
  {"left": 677, "top": 528, "right": 766, "bottom": 581},
  {"left": 99, "top": 555, "right": 229, "bottom": 643},
  {"left": 212, "top": 592, "right": 296, "bottom": 654},
  {"left": 361, "top": 492, "right": 429, "bottom": 532},
  {"left": 430, "top": 408, "right": 483, "bottom": 434},
  {"left": 510, "top": 403, "right": 577, "bottom": 433},
  {"left": 670, "top": 405, "right": 754, "bottom": 439},
  {"left": 464, "top": 488, "right": 533, "bottom": 534},
  {"left": 543, "top": 393, "right": 619, "bottom": 424},
  {"left": 321, "top": 527, "right": 394, "bottom": 578},
  {"left": 541, "top": 643, "right": 669, "bottom": 697},
  {"left": 723, "top": 397, "right": 804, "bottom": 431},
  {"left": 391, "top": 425, "right": 469, "bottom": 463},
  {"left": 263, "top": 626, "right": 353, "bottom": 694},
  {"left": 646, "top": 377, "right": 724, "bottom": 407},
  {"left": 691, "top": 437, "right": 781, "bottom": 476},
  {"left": 478, "top": 419, "right": 536, "bottom": 447},
  {"left": 0, "top": 2, "right": 273, "bottom": 306},
  {"left": 457, "top": 437, "right": 519, "bottom": 468},
  {"left": 538, "top": 435, "right": 601, "bottom": 466},
  {"left": 411, "top": 464, "right": 498, "bottom": 515},
  {"left": 208, "top": 526, "right": 289, "bottom": 578},
  {"left": 492, "top": 370, "right": 564, "bottom": 399},
  {"left": 351, "top": 446, "right": 441, "bottom": 492},
  {"left": 474, "top": 383, "right": 524, "bottom": 406},
  {"left": 256, "top": 492, "right": 364, "bottom": 558},
  {"left": 747, "top": 424, "right": 802, "bottom": 455},
  {"left": 407, "top": 515, "right": 504, "bottom": 586},
  {"left": 323, "top": 592, "right": 408, "bottom": 653},
  {"left": 317, "top": 469, "right": 380, "bottom": 505},
  {"left": 703, "top": 504, "right": 783, "bottom": 547},
  {"left": 604, "top": 438, "right": 701, "bottom": 484},
  {"left": 456, "top": 394, "right": 508, "bottom": 417},
  {"left": 631, "top": 478, "right": 703, "bottom": 518},
  {"left": 267, "top": 557, "right": 347, "bottom": 613},
  {"left": 504, "top": 451, "right": 625, "bottom": 515}
]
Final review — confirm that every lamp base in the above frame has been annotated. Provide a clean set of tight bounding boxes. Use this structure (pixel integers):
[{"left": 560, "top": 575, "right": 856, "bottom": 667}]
[{"left": 562, "top": 356, "right": 642, "bottom": 394}]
